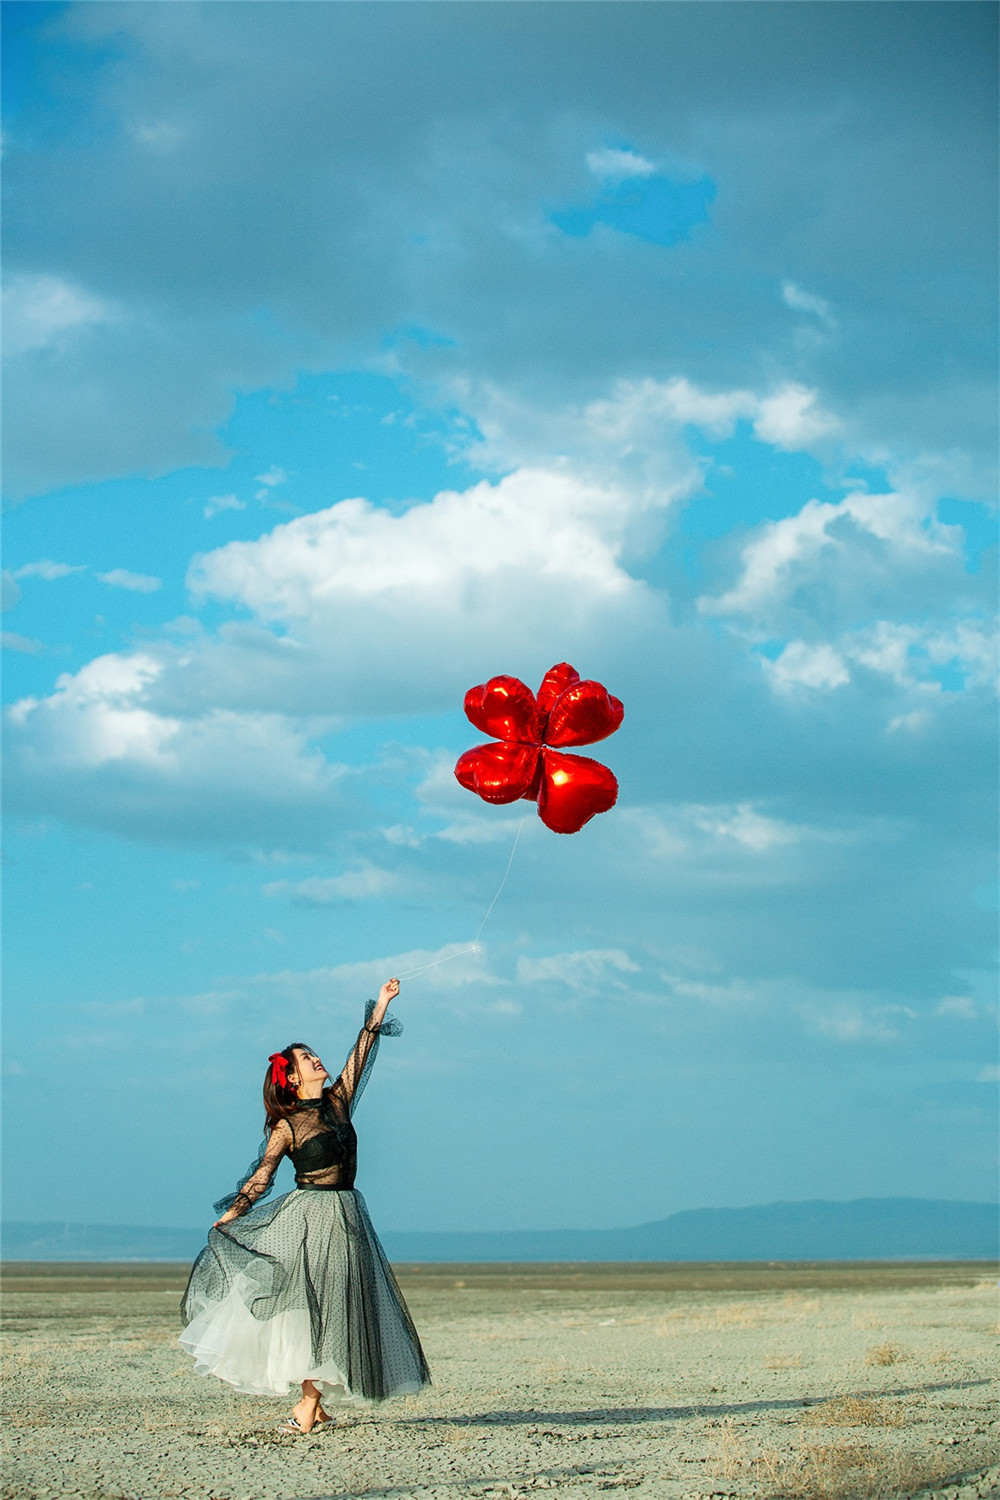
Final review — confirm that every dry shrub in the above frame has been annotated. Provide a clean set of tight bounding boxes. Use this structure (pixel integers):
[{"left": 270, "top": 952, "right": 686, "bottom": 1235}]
[
  {"left": 652, "top": 1311, "right": 690, "bottom": 1336},
  {"left": 780, "top": 1294, "right": 821, "bottom": 1315},
  {"left": 535, "top": 1355, "right": 571, "bottom": 1382},
  {"left": 737, "top": 1441, "right": 961, "bottom": 1500},
  {"left": 765, "top": 1352, "right": 803, "bottom": 1370},
  {"left": 712, "top": 1417, "right": 742, "bottom": 1480},
  {"left": 6, "top": 1411, "right": 51, "bottom": 1428},
  {"left": 865, "top": 1341, "right": 908, "bottom": 1366},
  {"left": 803, "top": 1396, "right": 908, "bottom": 1428},
  {"left": 439, "top": 1421, "right": 469, "bottom": 1445},
  {"left": 715, "top": 1302, "right": 764, "bottom": 1328},
  {"left": 142, "top": 1408, "right": 183, "bottom": 1432}
]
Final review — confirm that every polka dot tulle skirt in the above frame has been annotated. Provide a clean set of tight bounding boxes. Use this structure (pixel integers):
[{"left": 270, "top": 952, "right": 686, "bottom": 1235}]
[{"left": 180, "top": 1188, "right": 430, "bottom": 1402}]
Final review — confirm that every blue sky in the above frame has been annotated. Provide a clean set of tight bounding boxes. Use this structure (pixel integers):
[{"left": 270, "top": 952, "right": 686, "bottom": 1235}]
[{"left": 2, "top": 2, "right": 997, "bottom": 1235}]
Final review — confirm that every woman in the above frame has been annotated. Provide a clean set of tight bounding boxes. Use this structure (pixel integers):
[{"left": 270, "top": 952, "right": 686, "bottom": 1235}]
[{"left": 180, "top": 978, "right": 430, "bottom": 1433}]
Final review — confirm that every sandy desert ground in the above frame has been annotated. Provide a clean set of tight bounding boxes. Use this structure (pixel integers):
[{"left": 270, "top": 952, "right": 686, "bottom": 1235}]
[{"left": 1, "top": 1260, "right": 997, "bottom": 1500}]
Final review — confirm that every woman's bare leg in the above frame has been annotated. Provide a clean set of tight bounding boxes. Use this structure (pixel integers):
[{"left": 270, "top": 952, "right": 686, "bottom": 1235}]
[{"left": 290, "top": 1380, "right": 321, "bottom": 1432}]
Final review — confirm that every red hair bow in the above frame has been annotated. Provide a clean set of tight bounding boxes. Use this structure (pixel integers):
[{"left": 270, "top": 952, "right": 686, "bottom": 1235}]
[{"left": 268, "top": 1052, "right": 289, "bottom": 1089}]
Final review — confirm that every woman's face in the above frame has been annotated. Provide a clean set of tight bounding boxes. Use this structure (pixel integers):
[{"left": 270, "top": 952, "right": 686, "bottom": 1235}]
[{"left": 288, "top": 1046, "right": 328, "bottom": 1092}]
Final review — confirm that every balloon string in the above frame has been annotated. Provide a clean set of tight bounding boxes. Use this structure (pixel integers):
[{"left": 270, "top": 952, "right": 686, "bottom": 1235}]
[
  {"left": 395, "top": 818, "right": 526, "bottom": 981},
  {"left": 472, "top": 815, "right": 524, "bottom": 947}
]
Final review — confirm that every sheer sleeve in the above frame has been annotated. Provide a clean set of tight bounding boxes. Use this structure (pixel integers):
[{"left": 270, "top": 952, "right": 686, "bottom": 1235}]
[
  {"left": 333, "top": 1000, "right": 402, "bottom": 1117},
  {"left": 213, "top": 1118, "right": 292, "bottom": 1219}
]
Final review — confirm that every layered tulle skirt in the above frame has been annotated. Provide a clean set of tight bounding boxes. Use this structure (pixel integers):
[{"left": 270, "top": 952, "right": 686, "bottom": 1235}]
[{"left": 179, "top": 1188, "right": 430, "bottom": 1402}]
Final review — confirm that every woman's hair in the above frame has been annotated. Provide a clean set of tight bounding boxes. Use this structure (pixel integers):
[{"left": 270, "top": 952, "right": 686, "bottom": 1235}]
[{"left": 263, "top": 1042, "right": 328, "bottom": 1130}]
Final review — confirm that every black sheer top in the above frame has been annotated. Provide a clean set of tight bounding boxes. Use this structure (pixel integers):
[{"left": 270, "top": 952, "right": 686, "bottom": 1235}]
[{"left": 214, "top": 1004, "right": 400, "bottom": 1219}]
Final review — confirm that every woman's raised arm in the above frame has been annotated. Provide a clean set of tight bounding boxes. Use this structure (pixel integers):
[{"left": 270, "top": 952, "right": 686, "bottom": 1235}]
[{"left": 335, "top": 979, "right": 400, "bottom": 1113}]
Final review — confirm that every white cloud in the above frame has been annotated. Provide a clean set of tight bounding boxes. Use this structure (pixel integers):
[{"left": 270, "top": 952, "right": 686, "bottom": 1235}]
[
  {"left": 585, "top": 147, "right": 658, "bottom": 181},
  {"left": 515, "top": 949, "right": 640, "bottom": 989},
  {"left": 4, "top": 373, "right": 993, "bottom": 881},
  {"left": 203, "top": 493, "right": 245, "bottom": 519},
  {"left": 849, "top": 618, "right": 997, "bottom": 693},
  {"left": 460, "top": 376, "right": 764, "bottom": 483},
  {"left": 131, "top": 119, "right": 188, "bottom": 153},
  {"left": 765, "top": 641, "right": 851, "bottom": 695},
  {"left": 653, "top": 973, "right": 923, "bottom": 1046},
  {"left": 179, "top": 460, "right": 666, "bottom": 723},
  {"left": 759, "top": 618, "right": 997, "bottom": 702},
  {"left": 4, "top": 649, "right": 351, "bottom": 849},
  {"left": 700, "top": 484, "right": 958, "bottom": 626},
  {"left": 1, "top": 572, "right": 21, "bottom": 612},
  {"left": 191, "top": 467, "right": 641, "bottom": 620},
  {"left": 805, "top": 1003, "right": 908, "bottom": 1043},
  {"left": 586, "top": 377, "right": 757, "bottom": 443},
  {"left": 7, "top": 653, "right": 178, "bottom": 768},
  {"left": 459, "top": 379, "right": 837, "bottom": 509},
  {"left": 98, "top": 568, "right": 162, "bottom": 593},
  {"left": 936, "top": 996, "right": 979, "bottom": 1020},
  {"left": 3, "top": 443, "right": 675, "bottom": 839},
  {"left": 782, "top": 281, "right": 835, "bottom": 327},
  {"left": 254, "top": 467, "right": 288, "bottom": 488},
  {"left": 3, "top": 274, "right": 117, "bottom": 357},
  {"left": 975, "top": 1065, "right": 1000, "bottom": 1083},
  {"left": 239, "top": 946, "right": 500, "bottom": 1011},
  {"left": 255, "top": 467, "right": 290, "bottom": 502},
  {"left": 4, "top": 8, "right": 993, "bottom": 505},
  {"left": 13, "top": 560, "right": 86, "bottom": 581},
  {"left": 627, "top": 802, "right": 859, "bottom": 869},
  {"left": 887, "top": 709, "right": 931, "bottom": 734},
  {"left": 2, "top": 632, "right": 45, "bottom": 655},
  {"left": 692, "top": 803, "right": 806, "bottom": 851},
  {"left": 262, "top": 865, "right": 397, "bottom": 905},
  {"left": 753, "top": 383, "right": 839, "bottom": 450}
]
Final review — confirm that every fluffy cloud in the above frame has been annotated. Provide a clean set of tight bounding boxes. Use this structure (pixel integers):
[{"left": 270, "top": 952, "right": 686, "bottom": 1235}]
[
  {"left": 698, "top": 476, "right": 996, "bottom": 703},
  {"left": 585, "top": 147, "right": 658, "bottom": 182},
  {"left": 752, "top": 384, "right": 839, "bottom": 450},
  {"left": 458, "top": 376, "right": 835, "bottom": 479},
  {"left": 2, "top": 631, "right": 45, "bottom": 655},
  {"left": 13, "top": 559, "right": 86, "bottom": 581},
  {"left": 2, "top": 273, "right": 118, "bottom": 357},
  {"left": 203, "top": 493, "right": 245, "bottom": 520},
  {"left": 174, "top": 454, "right": 677, "bottom": 718},
  {"left": 3, "top": 5, "right": 994, "bottom": 497},
  {"left": 701, "top": 486, "right": 956, "bottom": 624},
  {"left": 515, "top": 949, "right": 640, "bottom": 990},
  {"left": 5, "top": 367, "right": 995, "bottom": 869},
  {"left": 5, "top": 651, "right": 352, "bottom": 850},
  {"left": 262, "top": 866, "right": 399, "bottom": 906},
  {"left": 781, "top": 281, "right": 836, "bottom": 328},
  {"left": 98, "top": 568, "right": 162, "bottom": 593}
]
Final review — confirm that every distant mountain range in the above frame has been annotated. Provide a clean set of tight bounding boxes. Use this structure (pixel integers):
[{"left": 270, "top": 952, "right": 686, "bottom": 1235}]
[{"left": 3, "top": 1198, "right": 997, "bottom": 1263}]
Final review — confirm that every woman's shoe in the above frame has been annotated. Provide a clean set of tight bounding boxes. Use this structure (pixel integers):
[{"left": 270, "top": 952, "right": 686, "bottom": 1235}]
[{"left": 277, "top": 1416, "right": 308, "bottom": 1435}]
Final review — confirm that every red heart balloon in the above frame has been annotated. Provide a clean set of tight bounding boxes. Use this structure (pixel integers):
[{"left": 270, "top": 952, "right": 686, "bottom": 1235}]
[
  {"left": 454, "top": 742, "right": 540, "bottom": 804},
  {"left": 463, "top": 675, "right": 539, "bottom": 744},
  {"left": 545, "top": 679, "right": 625, "bottom": 748},
  {"left": 535, "top": 662, "right": 581, "bottom": 720},
  {"left": 536, "top": 749, "right": 619, "bottom": 834}
]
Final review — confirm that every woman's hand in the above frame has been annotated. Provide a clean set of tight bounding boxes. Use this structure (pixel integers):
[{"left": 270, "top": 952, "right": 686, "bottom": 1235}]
[
  {"left": 213, "top": 1209, "right": 238, "bottom": 1227},
  {"left": 377, "top": 977, "right": 400, "bottom": 1007}
]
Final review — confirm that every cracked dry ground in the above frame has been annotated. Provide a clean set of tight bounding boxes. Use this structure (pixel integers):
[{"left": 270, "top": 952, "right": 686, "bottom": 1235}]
[{"left": 2, "top": 1262, "right": 998, "bottom": 1500}]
